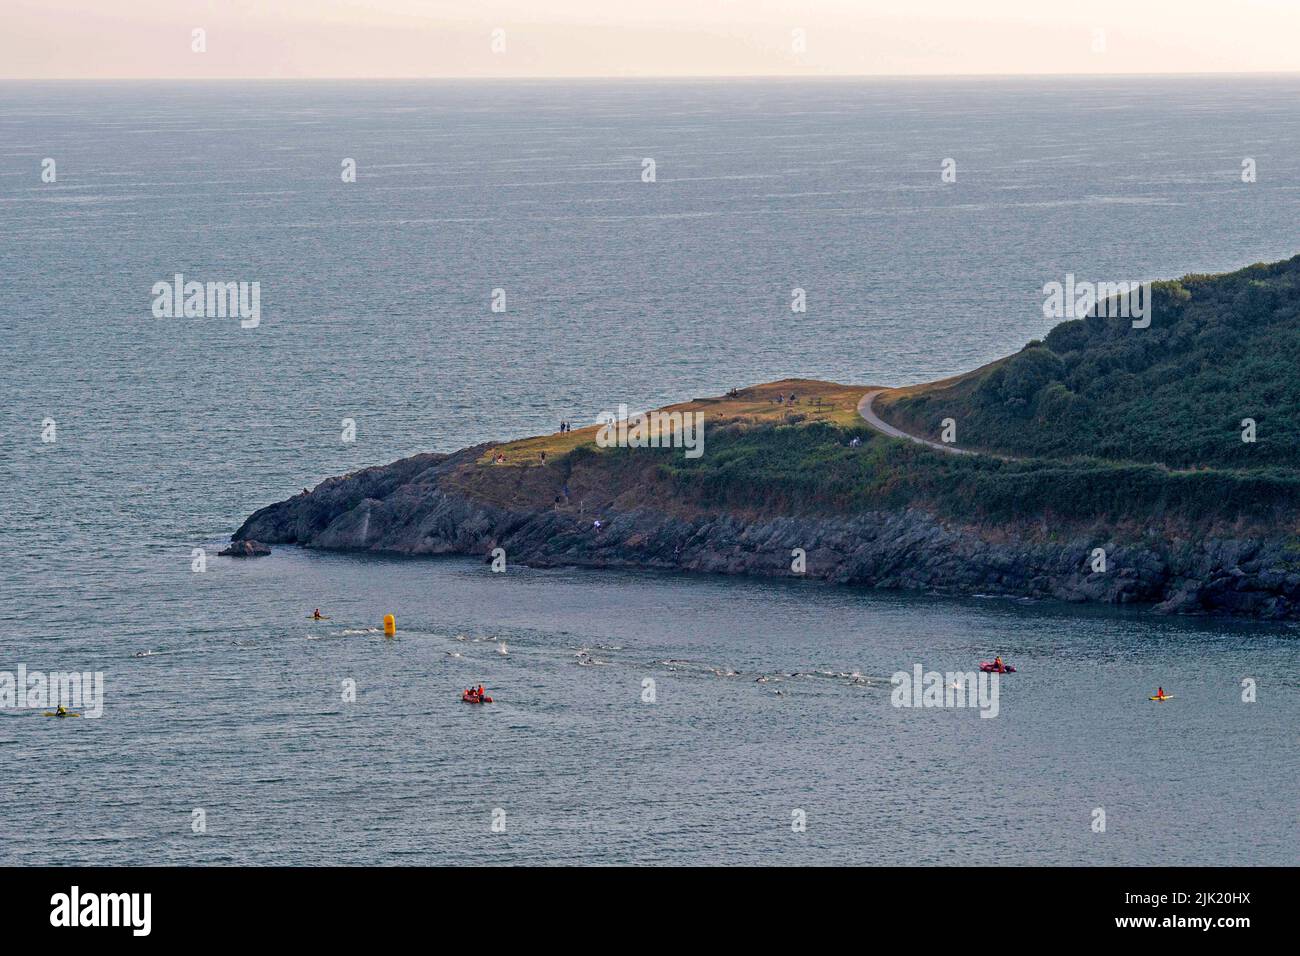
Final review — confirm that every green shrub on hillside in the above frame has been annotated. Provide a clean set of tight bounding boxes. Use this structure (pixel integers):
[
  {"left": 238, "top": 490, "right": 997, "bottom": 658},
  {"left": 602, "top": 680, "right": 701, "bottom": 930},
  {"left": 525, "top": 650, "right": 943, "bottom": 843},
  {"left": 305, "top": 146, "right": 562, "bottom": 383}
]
[{"left": 891, "top": 256, "right": 1300, "bottom": 468}]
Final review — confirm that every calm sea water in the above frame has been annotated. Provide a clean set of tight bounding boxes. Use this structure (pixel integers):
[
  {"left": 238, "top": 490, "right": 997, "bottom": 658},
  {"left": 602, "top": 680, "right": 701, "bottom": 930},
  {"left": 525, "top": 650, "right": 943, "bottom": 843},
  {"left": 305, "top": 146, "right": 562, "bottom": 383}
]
[{"left": 1, "top": 77, "right": 1297, "bottom": 865}]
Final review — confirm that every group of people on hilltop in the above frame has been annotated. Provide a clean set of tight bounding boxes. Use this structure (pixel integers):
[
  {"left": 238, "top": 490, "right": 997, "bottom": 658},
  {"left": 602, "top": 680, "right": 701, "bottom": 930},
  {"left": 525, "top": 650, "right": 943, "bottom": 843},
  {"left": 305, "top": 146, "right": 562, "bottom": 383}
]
[{"left": 559, "top": 421, "right": 571, "bottom": 433}]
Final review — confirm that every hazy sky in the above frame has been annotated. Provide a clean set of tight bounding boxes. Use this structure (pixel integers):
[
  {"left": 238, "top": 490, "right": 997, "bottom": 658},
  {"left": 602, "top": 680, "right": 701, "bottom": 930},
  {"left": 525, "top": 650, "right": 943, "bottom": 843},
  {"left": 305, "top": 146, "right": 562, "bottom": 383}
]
[{"left": 5, "top": 0, "right": 1299, "bottom": 79}]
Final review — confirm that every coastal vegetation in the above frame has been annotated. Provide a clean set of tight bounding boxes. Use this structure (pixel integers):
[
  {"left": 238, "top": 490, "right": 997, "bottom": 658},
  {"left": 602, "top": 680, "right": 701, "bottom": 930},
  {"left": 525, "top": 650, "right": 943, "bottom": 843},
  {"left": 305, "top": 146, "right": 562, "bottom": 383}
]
[{"left": 879, "top": 256, "right": 1300, "bottom": 470}]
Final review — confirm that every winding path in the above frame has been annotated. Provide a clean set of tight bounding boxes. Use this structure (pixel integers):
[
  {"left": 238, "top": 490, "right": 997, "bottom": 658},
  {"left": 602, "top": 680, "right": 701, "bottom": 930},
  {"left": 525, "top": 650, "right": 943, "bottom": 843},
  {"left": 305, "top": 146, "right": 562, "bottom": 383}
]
[
  {"left": 857, "top": 389, "right": 1209, "bottom": 471},
  {"left": 856, "top": 389, "right": 976, "bottom": 456}
]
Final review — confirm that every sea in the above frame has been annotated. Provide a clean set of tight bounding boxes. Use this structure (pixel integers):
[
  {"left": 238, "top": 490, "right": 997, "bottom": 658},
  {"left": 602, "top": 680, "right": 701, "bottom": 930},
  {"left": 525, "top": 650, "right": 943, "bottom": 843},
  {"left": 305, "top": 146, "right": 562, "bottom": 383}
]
[{"left": 1, "top": 76, "right": 1297, "bottom": 864}]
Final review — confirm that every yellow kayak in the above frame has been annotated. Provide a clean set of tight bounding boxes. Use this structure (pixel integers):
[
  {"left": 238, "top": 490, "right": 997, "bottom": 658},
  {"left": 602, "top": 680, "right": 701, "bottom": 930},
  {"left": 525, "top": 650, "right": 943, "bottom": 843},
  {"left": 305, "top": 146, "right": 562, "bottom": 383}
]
[
  {"left": 42, "top": 711, "right": 82, "bottom": 717},
  {"left": 1149, "top": 696, "right": 1173, "bottom": 701}
]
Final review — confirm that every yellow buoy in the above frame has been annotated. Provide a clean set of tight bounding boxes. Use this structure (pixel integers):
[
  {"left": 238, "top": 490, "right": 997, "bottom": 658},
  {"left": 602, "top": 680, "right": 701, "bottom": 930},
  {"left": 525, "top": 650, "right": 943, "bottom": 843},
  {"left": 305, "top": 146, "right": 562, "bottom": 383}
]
[{"left": 383, "top": 613, "right": 396, "bottom": 636}]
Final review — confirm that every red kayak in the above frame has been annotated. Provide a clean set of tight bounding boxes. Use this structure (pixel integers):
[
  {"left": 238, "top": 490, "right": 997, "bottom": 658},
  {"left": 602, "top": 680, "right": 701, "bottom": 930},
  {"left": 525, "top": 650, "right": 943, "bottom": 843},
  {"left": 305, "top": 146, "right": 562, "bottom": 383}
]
[
  {"left": 461, "top": 695, "right": 493, "bottom": 704},
  {"left": 979, "top": 662, "right": 1015, "bottom": 673}
]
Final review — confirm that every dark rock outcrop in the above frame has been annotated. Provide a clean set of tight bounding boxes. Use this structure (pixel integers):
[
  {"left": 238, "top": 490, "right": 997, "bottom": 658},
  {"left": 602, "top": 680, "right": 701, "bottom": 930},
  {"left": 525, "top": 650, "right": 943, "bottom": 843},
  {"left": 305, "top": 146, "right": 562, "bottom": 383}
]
[{"left": 219, "top": 539, "right": 272, "bottom": 558}]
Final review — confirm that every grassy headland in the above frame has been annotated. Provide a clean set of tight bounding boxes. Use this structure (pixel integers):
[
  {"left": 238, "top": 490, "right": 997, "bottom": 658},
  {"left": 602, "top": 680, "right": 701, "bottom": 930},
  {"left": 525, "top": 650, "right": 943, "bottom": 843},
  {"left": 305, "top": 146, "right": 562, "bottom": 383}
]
[{"left": 235, "top": 256, "right": 1300, "bottom": 616}]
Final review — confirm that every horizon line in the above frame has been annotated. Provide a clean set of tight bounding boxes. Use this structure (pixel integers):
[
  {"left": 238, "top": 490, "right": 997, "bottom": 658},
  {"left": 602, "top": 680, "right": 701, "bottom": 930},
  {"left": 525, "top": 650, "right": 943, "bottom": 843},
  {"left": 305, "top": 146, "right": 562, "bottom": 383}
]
[{"left": 5, "top": 69, "right": 1300, "bottom": 83}]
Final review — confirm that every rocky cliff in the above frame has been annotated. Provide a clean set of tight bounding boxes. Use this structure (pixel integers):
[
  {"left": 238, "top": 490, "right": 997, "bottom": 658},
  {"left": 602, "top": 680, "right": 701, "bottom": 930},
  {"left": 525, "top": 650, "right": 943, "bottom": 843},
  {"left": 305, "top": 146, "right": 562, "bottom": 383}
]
[{"left": 233, "top": 413, "right": 1300, "bottom": 620}]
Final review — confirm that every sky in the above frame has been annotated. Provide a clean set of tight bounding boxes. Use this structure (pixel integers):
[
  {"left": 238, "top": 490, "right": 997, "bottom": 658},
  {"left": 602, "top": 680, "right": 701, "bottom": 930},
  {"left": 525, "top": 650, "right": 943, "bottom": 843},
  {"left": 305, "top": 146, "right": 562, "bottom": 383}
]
[{"left": 4, "top": 0, "right": 1299, "bottom": 80}]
